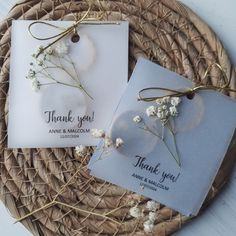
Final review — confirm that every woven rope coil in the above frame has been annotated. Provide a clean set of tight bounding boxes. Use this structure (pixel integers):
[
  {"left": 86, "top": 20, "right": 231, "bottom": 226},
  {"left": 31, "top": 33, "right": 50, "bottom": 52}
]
[{"left": 0, "top": 0, "right": 236, "bottom": 235}]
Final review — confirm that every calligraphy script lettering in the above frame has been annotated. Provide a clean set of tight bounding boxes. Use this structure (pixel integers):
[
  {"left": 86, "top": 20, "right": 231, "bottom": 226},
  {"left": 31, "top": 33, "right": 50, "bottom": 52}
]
[
  {"left": 44, "top": 110, "right": 75, "bottom": 123},
  {"left": 78, "top": 112, "right": 94, "bottom": 128},
  {"left": 159, "top": 172, "right": 180, "bottom": 183},
  {"left": 133, "top": 155, "right": 160, "bottom": 175}
]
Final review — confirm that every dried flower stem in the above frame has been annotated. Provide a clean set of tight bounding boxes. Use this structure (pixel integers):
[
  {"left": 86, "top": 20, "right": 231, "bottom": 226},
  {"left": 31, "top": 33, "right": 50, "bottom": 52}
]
[
  {"left": 43, "top": 57, "right": 93, "bottom": 100},
  {"left": 166, "top": 122, "right": 181, "bottom": 166},
  {"left": 138, "top": 121, "right": 181, "bottom": 167}
]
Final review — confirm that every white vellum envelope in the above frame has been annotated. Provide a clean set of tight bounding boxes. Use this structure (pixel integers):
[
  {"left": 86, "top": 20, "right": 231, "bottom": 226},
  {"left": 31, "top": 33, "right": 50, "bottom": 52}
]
[
  {"left": 8, "top": 20, "right": 129, "bottom": 148},
  {"left": 89, "top": 57, "right": 236, "bottom": 216}
]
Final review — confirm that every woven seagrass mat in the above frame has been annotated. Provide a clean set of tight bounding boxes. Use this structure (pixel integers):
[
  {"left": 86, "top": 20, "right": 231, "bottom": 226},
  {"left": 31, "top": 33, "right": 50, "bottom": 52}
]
[{"left": 1, "top": 0, "right": 236, "bottom": 235}]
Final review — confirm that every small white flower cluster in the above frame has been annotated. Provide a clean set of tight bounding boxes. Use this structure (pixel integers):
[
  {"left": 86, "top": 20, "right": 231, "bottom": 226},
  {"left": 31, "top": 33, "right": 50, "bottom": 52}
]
[
  {"left": 133, "top": 115, "right": 142, "bottom": 123},
  {"left": 129, "top": 205, "right": 143, "bottom": 218},
  {"left": 31, "top": 78, "right": 40, "bottom": 92},
  {"left": 32, "top": 45, "right": 55, "bottom": 65},
  {"left": 146, "top": 200, "right": 159, "bottom": 212},
  {"left": 27, "top": 41, "right": 70, "bottom": 92},
  {"left": 32, "top": 41, "right": 69, "bottom": 59},
  {"left": 91, "top": 129, "right": 124, "bottom": 149},
  {"left": 91, "top": 129, "right": 105, "bottom": 138},
  {"left": 26, "top": 46, "right": 44, "bottom": 91},
  {"left": 75, "top": 145, "right": 87, "bottom": 156},
  {"left": 143, "top": 200, "right": 159, "bottom": 233},
  {"left": 129, "top": 201, "right": 159, "bottom": 233},
  {"left": 146, "top": 96, "right": 181, "bottom": 124}
]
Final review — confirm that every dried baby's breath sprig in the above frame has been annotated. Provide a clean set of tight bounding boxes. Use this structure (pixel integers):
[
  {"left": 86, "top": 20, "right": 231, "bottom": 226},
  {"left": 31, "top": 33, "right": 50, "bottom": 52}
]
[
  {"left": 146, "top": 200, "right": 160, "bottom": 212},
  {"left": 115, "top": 138, "right": 124, "bottom": 148},
  {"left": 129, "top": 205, "right": 144, "bottom": 218},
  {"left": 142, "top": 200, "right": 159, "bottom": 233},
  {"left": 75, "top": 145, "right": 87, "bottom": 156},
  {"left": 31, "top": 78, "right": 40, "bottom": 92},
  {"left": 91, "top": 128, "right": 105, "bottom": 138},
  {"left": 148, "top": 211, "right": 157, "bottom": 222},
  {"left": 134, "top": 96, "right": 181, "bottom": 167},
  {"left": 91, "top": 128, "right": 124, "bottom": 152},
  {"left": 143, "top": 219, "right": 155, "bottom": 233},
  {"left": 104, "top": 136, "right": 113, "bottom": 148},
  {"left": 91, "top": 129, "right": 124, "bottom": 161},
  {"left": 26, "top": 41, "right": 93, "bottom": 100},
  {"left": 146, "top": 105, "right": 156, "bottom": 117},
  {"left": 133, "top": 115, "right": 142, "bottom": 123},
  {"left": 128, "top": 200, "right": 159, "bottom": 233}
]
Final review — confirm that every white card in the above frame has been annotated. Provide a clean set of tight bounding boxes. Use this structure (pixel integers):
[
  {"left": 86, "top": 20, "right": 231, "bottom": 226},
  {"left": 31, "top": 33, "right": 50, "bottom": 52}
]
[
  {"left": 8, "top": 20, "right": 128, "bottom": 148},
  {"left": 89, "top": 57, "right": 236, "bottom": 216}
]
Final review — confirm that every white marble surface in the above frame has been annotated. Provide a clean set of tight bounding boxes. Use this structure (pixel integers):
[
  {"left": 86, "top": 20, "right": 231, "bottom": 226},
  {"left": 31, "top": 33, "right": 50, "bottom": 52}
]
[{"left": 0, "top": 0, "right": 236, "bottom": 235}]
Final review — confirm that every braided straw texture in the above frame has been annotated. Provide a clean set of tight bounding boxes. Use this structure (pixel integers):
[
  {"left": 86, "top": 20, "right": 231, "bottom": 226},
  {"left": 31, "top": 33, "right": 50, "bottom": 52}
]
[{"left": 1, "top": 0, "right": 236, "bottom": 235}]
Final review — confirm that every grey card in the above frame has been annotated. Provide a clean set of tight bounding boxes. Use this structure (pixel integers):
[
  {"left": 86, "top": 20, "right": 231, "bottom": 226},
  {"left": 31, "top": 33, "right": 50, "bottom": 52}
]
[{"left": 88, "top": 57, "right": 236, "bottom": 216}]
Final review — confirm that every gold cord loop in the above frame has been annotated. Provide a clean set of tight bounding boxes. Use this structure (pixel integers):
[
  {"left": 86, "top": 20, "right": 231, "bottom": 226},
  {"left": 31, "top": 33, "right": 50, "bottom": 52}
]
[
  {"left": 138, "top": 63, "right": 236, "bottom": 102},
  {"left": 28, "top": 4, "right": 92, "bottom": 57}
]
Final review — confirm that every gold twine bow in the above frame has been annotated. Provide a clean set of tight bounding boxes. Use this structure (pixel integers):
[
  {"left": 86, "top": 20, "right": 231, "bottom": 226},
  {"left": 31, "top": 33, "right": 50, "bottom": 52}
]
[
  {"left": 138, "top": 63, "right": 236, "bottom": 102},
  {"left": 28, "top": 3, "right": 119, "bottom": 58},
  {"left": 28, "top": 4, "right": 93, "bottom": 58}
]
